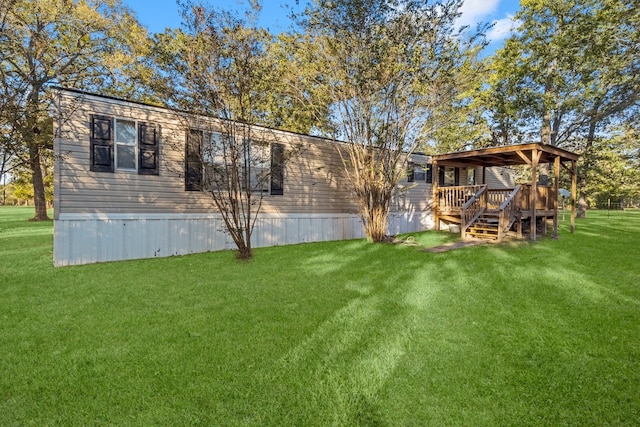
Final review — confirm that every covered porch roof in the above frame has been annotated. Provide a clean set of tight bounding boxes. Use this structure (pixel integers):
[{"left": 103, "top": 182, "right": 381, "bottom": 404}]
[
  {"left": 430, "top": 143, "right": 580, "bottom": 240},
  {"left": 432, "top": 143, "right": 579, "bottom": 167}
]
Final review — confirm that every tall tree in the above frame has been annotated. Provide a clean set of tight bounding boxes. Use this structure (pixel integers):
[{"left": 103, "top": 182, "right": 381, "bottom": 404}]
[
  {"left": 489, "top": 0, "right": 639, "bottom": 215},
  {"left": 428, "top": 38, "right": 491, "bottom": 153},
  {"left": 583, "top": 128, "right": 640, "bottom": 208},
  {"left": 152, "top": 1, "right": 298, "bottom": 259},
  {"left": 480, "top": 43, "right": 532, "bottom": 147},
  {"left": 262, "top": 32, "right": 334, "bottom": 135},
  {"left": 0, "top": 0, "right": 148, "bottom": 220},
  {"left": 298, "top": 0, "right": 478, "bottom": 242}
]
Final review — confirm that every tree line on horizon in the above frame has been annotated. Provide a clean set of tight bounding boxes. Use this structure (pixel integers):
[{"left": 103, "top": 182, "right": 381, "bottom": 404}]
[{"left": 1, "top": 0, "right": 638, "bottom": 257}]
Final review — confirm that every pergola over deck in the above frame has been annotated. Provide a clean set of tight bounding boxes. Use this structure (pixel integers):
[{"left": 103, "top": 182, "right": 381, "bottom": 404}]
[{"left": 432, "top": 143, "right": 580, "bottom": 241}]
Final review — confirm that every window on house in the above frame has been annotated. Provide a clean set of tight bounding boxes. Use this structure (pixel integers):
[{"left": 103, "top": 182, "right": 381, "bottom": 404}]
[
  {"left": 270, "top": 143, "right": 284, "bottom": 195},
  {"left": 185, "top": 129, "right": 203, "bottom": 191},
  {"left": 115, "top": 119, "right": 136, "bottom": 170},
  {"left": 186, "top": 129, "right": 284, "bottom": 195},
  {"left": 201, "top": 131, "right": 226, "bottom": 191},
  {"left": 467, "top": 168, "right": 475, "bottom": 185},
  {"left": 407, "top": 162, "right": 432, "bottom": 183},
  {"left": 439, "top": 166, "right": 460, "bottom": 186},
  {"left": 90, "top": 115, "right": 159, "bottom": 175},
  {"left": 242, "top": 139, "right": 270, "bottom": 193}
]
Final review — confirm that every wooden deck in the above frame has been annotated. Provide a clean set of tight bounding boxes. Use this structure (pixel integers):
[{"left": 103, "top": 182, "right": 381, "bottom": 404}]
[
  {"left": 431, "top": 143, "right": 579, "bottom": 241},
  {"left": 436, "top": 185, "right": 559, "bottom": 241}
]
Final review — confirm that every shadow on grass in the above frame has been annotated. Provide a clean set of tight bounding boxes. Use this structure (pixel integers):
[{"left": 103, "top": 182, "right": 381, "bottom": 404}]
[{"left": 1, "top": 208, "right": 640, "bottom": 425}]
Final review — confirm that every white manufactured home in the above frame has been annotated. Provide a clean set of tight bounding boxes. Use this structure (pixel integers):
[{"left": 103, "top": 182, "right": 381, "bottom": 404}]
[{"left": 53, "top": 89, "right": 514, "bottom": 266}]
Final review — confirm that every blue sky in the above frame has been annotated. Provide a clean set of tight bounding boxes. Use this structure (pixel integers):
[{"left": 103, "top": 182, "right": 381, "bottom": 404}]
[{"left": 125, "top": 0, "right": 521, "bottom": 49}]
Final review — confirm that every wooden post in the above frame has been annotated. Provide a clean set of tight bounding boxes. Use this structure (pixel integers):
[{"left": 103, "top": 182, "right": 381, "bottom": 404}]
[
  {"left": 432, "top": 158, "right": 439, "bottom": 230},
  {"left": 530, "top": 149, "right": 539, "bottom": 241},
  {"left": 553, "top": 155, "right": 560, "bottom": 238},
  {"left": 571, "top": 160, "right": 577, "bottom": 233}
]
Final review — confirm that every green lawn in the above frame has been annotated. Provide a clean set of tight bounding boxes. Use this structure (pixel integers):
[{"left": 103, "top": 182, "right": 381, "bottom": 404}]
[{"left": 1, "top": 206, "right": 639, "bottom": 426}]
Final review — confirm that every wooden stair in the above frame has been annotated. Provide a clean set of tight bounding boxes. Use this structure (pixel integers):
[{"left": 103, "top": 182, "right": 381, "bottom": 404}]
[{"left": 465, "top": 210, "right": 500, "bottom": 240}]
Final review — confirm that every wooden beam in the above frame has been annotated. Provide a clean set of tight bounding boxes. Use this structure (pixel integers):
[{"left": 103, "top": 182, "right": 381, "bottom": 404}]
[
  {"left": 553, "top": 155, "right": 560, "bottom": 238},
  {"left": 432, "top": 158, "right": 440, "bottom": 230},
  {"left": 560, "top": 162, "right": 573, "bottom": 173},
  {"left": 439, "top": 215, "right": 462, "bottom": 224},
  {"left": 515, "top": 150, "right": 532, "bottom": 165},
  {"left": 530, "top": 149, "right": 541, "bottom": 241},
  {"left": 432, "top": 142, "right": 579, "bottom": 164}
]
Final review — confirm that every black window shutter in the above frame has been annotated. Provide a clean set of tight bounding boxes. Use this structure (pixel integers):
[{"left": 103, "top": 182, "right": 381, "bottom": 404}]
[
  {"left": 270, "top": 143, "right": 284, "bottom": 195},
  {"left": 138, "top": 122, "right": 159, "bottom": 175},
  {"left": 438, "top": 166, "right": 445, "bottom": 185},
  {"left": 425, "top": 164, "right": 433, "bottom": 183},
  {"left": 454, "top": 167, "right": 460, "bottom": 186},
  {"left": 407, "top": 162, "right": 415, "bottom": 182},
  {"left": 90, "top": 115, "right": 113, "bottom": 172},
  {"left": 185, "top": 129, "right": 203, "bottom": 191}
]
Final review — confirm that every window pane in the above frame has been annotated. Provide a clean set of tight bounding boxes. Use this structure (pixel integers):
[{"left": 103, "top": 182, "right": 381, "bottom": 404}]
[
  {"left": 116, "top": 120, "right": 136, "bottom": 144},
  {"left": 425, "top": 164, "right": 433, "bottom": 183},
  {"left": 444, "top": 168, "right": 455, "bottom": 186},
  {"left": 271, "top": 143, "right": 284, "bottom": 195},
  {"left": 204, "top": 132, "right": 224, "bottom": 164},
  {"left": 468, "top": 169, "right": 475, "bottom": 185},
  {"left": 117, "top": 144, "right": 136, "bottom": 169},
  {"left": 115, "top": 119, "right": 136, "bottom": 170}
]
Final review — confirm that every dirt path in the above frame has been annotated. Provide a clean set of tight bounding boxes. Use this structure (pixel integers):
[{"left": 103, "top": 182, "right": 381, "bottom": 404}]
[{"left": 420, "top": 239, "right": 489, "bottom": 253}]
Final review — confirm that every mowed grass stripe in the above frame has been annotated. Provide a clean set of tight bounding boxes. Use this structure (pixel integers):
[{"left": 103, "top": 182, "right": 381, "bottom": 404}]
[{"left": 1, "top": 206, "right": 639, "bottom": 426}]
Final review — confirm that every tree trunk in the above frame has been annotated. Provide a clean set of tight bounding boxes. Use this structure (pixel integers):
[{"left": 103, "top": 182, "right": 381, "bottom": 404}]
[
  {"left": 541, "top": 108, "right": 551, "bottom": 145},
  {"left": 236, "top": 242, "right": 252, "bottom": 259},
  {"left": 23, "top": 90, "right": 50, "bottom": 220},
  {"left": 28, "top": 142, "right": 49, "bottom": 221},
  {"left": 364, "top": 204, "right": 388, "bottom": 243},
  {"left": 577, "top": 118, "right": 597, "bottom": 218}
]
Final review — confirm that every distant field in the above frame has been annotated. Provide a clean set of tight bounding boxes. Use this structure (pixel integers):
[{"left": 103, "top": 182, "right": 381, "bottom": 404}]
[{"left": 1, "top": 206, "right": 639, "bottom": 426}]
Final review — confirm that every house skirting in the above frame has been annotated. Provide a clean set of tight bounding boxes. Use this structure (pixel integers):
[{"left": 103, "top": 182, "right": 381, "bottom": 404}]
[{"left": 54, "top": 211, "right": 433, "bottom": 266}]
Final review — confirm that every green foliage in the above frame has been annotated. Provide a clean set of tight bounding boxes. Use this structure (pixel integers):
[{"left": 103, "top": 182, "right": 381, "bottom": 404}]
[
  {"left": 298, "top": 0, "right": 482, "bottom": 241},
  {"left": 6, "top": 161, "right": 53, "bottom": 204},
  {"left": 427, "top": 47, "right": 493, "bottom": 154},
  {"left": 148, "top": 4, "right": 330, "bottom": 135},
  {"left": 486, "top": 0, "right": 639, "bottom": 146},
  {"left": 263, "top": 33, "right": 334, "bottom": 135},
  {"left": 150, "top": 1, "right": 315, "bottom": 259},
  {"left": 583, "top": 130, "right": 640, "bottom": 206},
  {"left": 0, "top": 0, "right": 149, "bottom": 219},
  {"left": 482, "top": 0, "right": 639, "bottom": 215},
  {"left": 2, "top": 206, "right": 640, "bottom": 424}
]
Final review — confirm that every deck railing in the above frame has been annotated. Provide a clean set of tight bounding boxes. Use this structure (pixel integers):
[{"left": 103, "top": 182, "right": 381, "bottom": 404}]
[
  {"left": 460, "top": 185, "right": 488, "bottom": 239},
  {"left": 439, "top": 185, "right": 557, "bottom": 213},
  {"left": 437, "top": 184, "right": 556, "bottom": 240},
  {"left": 519, "top": 185, "right": 556, "bottom": 210},
  {"left": 438, "top": 185, "right": 485, "bottom": 211},
  {"left": 497, "top": 185, "right": 521, "bottom": 241},
  {"left": 487, "top": 189, "right": 512, "bottom": 209}
]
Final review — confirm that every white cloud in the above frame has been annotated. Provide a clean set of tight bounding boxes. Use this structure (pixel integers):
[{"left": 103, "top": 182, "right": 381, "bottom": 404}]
[
  {"left": 486, "top": 16, "right": 521, "bottom": 42},
  {"left": 457, "top": 0, "right": 501, "bottom": 28}
]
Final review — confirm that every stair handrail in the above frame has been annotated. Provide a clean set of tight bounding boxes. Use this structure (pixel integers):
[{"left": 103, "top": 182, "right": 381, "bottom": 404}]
[
  {"left": 497, "top": 185, "right": 521, "bottom": 242},
  {"left": 461, "top": 185, "right": 488, "bottom": 239}
]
